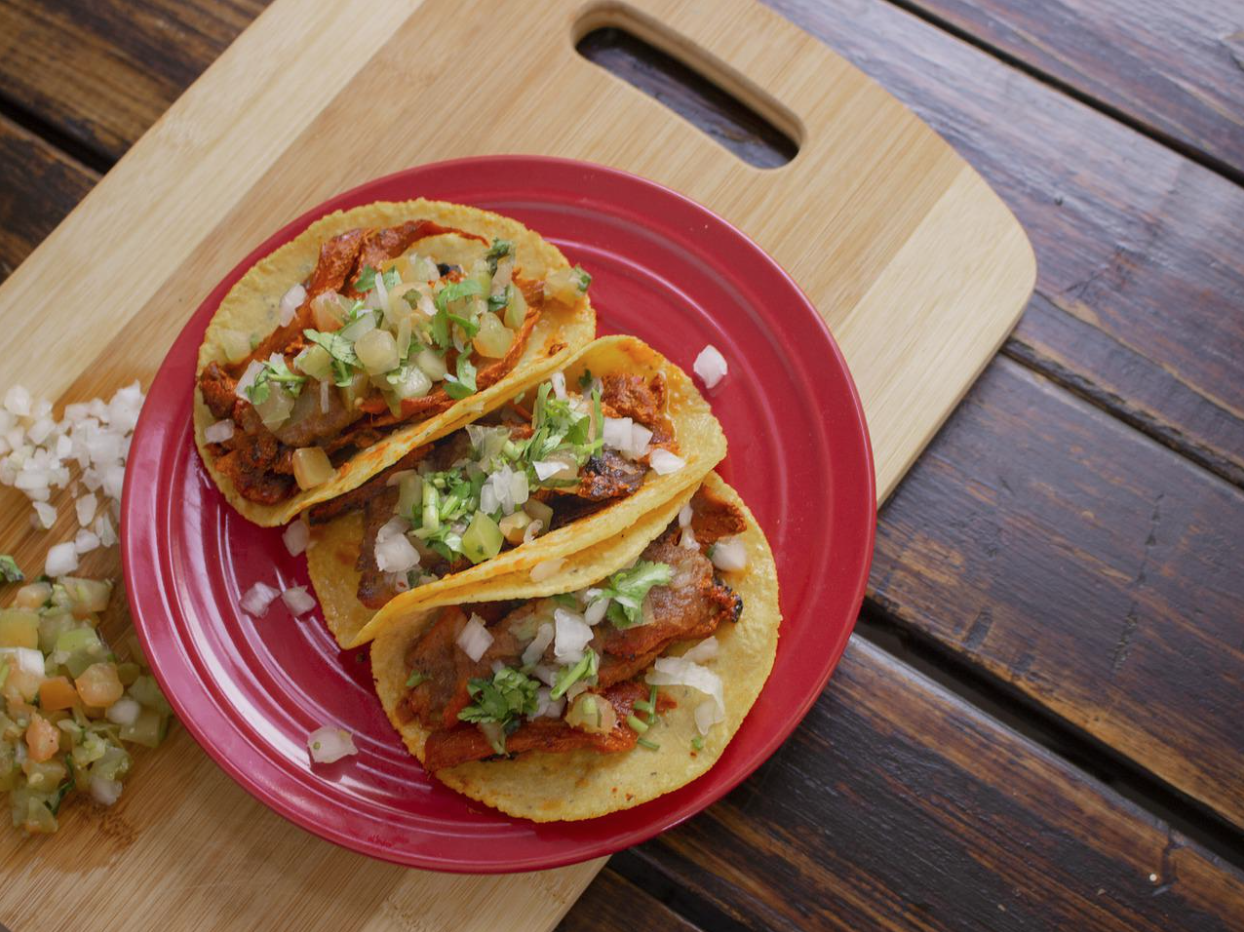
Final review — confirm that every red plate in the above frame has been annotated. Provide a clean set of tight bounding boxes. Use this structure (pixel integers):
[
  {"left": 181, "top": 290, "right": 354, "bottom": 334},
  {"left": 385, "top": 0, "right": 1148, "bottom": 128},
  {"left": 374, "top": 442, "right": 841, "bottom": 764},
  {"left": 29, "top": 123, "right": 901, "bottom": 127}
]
[{"left": 122, "top": 156, "right": 875, "bottom": 872}]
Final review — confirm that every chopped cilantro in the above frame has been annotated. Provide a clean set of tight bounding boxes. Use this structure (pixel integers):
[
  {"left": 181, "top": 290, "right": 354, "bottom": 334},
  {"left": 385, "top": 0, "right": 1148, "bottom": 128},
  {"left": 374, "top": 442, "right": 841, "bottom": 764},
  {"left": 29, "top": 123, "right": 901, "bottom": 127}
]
[
  {"left": 692, "top": 735, "right": 704, "bottom": 751},
  {"left": 405, "top": 670, "right": 428, "bottom": 688},
  {"left": 49, "top": 769, "right": 76, "bottom": 815},
  {"left": 244, "top": 356, "right": 306, "bottom": 405},
  {"left": 577, "top": 369, "right": 594, "bottom": 391},
  {"left": 303, "top": 329, "right": 361, "bottom": 387},
  {"left": 550, "top": 649, "right": 598, "bottom": 700},
  {"left": 447, "top": 312, "right": 480, "bottom": 340},
  {"left": 572, "top": 265, "right": 592, "bottom": 293},
  {"left": 0, "top": 554, "right": 24, "bottom": 584},
  {"left": 487, "top": 286, "right": 510, "bottom": 314},
  {"left": 444, "top": 354, "right": 478, "bottom": 400},
  {"left": 551, "top": 593, "right": 579, "bottom": 609},
  {"left": 599, "top": 561, "right": 673, "bottom": 629},
  {"left": 353, "top": 265, "right": 397, "bottom": 293},
  {"left": 434, "top": 278, "right": 483, "bottom": 313},
  {"left": 486, "top": 238, "right": 514, "bottom": 274},
  {"left": 637, "top": 737, "right": 660, "bottom": 751},
  {"left": 458, "top": 667, "right": 540, "bottom": 729}
]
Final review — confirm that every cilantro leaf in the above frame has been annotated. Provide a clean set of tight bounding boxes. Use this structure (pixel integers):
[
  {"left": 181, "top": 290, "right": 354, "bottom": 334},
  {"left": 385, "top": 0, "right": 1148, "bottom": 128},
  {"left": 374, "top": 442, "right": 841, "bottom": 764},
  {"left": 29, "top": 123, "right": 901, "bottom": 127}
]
[
  {"left": 434, "top": 278, "right": 483, "bottom": 313},
  {"left": 599, "top": 561, "right": 673, "bottom": 628},
  {"left": 458, "top": 667, "right": 540, "bottom": 727},
  {"left": 244, "top": 357, "right": 305, "bottom": 405},
  {"left": 578, "top": 369, "right": 594, "bottom": 391},
  {"left": 0, "top": 554, "right": 24, "bottom": 584},
  {"left": 383, "top": 267, "right": 401, "bottom": 289},
  {"left": 447, "top": 312, "right": 480, "bottom": 340},
  {"left": 486, "top": 238, "right": 514, "bottom": 274},
  {"left": 303, "top": 329, "right": 361, "bottom": 387},
  {"left": 550, "top": 650, "right": 599, "bottom": 700},
  {"left": 405, "top": 670, "right": 428, "bottom": 688},
  {"left": 353, "top": 265, "right": 380, "bottom": 292},
  {"left": 444, "top": 353, "right": 478, "bottom": 400},
  {"left": 487, "top": 286, "right": 510, "bottom": 314},
  {"left": 572, "top": 265, "right": 592, "bottom": 293}
]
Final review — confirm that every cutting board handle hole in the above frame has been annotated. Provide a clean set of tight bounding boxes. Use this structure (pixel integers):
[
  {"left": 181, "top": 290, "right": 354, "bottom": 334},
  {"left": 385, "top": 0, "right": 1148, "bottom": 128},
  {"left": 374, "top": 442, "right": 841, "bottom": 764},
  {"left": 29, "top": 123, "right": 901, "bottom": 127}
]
[{"left": 575, "top": 15, "right": 799, "bottom": 169}]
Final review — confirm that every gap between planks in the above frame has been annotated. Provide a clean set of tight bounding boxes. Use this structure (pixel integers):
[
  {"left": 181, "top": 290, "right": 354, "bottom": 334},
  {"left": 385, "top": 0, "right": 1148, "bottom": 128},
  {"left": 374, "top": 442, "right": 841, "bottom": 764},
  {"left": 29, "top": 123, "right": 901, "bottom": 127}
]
[{"left": 855, "top": 607, "right": 1244, "bottom": 874}]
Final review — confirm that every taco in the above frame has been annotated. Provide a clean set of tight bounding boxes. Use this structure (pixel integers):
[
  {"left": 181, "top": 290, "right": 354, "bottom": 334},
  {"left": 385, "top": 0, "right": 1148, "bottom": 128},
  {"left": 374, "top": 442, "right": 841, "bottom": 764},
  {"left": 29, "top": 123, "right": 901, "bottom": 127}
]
[
  {"left": 305, "top": 335, "right": 728, "bottom": 648},
  {"left": 194, "top": 199, "right": 596, "bottom": 526},
  {"left": 370, "top": 472, "right": 779, "bottom": 821}
]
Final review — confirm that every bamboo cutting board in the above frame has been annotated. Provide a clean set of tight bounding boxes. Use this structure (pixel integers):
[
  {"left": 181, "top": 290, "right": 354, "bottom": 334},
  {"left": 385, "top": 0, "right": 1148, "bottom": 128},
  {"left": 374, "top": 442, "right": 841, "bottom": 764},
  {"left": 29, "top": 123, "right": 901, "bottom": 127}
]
[{"left": 0, "top": 0, "right": 1034, "bottom": 928}]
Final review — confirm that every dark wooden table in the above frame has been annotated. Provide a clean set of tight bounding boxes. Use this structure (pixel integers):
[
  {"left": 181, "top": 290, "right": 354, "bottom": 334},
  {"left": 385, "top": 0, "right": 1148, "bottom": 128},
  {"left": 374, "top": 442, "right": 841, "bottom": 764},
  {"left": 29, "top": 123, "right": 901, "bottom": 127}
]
[{"left": 3, "top": 1, "right": 1242, "bottom": 928}]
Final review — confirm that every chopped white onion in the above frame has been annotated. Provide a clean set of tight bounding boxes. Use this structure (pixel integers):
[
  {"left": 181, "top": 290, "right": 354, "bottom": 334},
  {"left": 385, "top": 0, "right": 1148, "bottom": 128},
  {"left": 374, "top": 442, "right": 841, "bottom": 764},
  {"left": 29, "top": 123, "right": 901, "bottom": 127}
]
[
  {"left": 456, "top": 614, "right": 493, "bottom": 662},
  {"left": 105, "top": 696, "right": 142, "bottom": 726},
  {"left": 522, "top": 519, "right": 543, "bottom": 544},
  {"left": 603, "top": 416, "right": 651, "bottom": 459},
  {"left": 45, "top": 542, "right": 78, "bottom": 577},
  {"left": 240, "top": 581, "right": 281, "bottom": 617},
  {"left": 521, "top": 622, "right": 555, "bottom": 668},
  {"left": 204, "top": 419, "right": 235, "bottom": 444},
  {"left": 646, "top": 655, "right": 725, "bottom": 736},
  {"left": 32, "top": 501, "right": 56, "bottom": 530},
  {"left": 678, "top": 504, "right": 693, "bottom": 529},
  {"left": 649, "top": 449, "right": 686, "bottom": 475},
  {"left": 530, "top": 557, "right": 565, "bottom": 582},
  {"left": 74, "top": 529, "right": 101, "bottom": 555},
  {"left": 584, "top": 596, "right": 610, "bottom": 626},
  {"left": 94, "top": 513, "right": 117, "bottom": 547},
  {"left": 234, "top": 360, "right": 265, "bottom": 400},
  {"left": 89, "top": 776, "right": 124, "bottom": 806},
  {"left": 307, "top": 726, "right": 358, "bottom": 764},
  {"left": 710, "top": 536, "right": 748, "bottom": 572},
  {"left": 531, "top": 663, "right": 558, "bottom": 687},
  {"left": 279, "top": 283, "right": 307, "bottom": 327},
  {"left": 75, "top": 493, "right": 97, "bottom": 527},
  {"left": 553, "top": 608, "right": 593, "bottom": 665},
  {"left": 694, "top": 345, "right": 728, "bottom": 389},
  {"left": 3, "top": 385, "right": 32, "bottom": 417},
  {"left": 282, "top": 520, "right": 310, "bottom": 557},
  {"left": 533, "top": 459, "right": 576, "bottom": 482},
  {"left": 679, "top": 527, "right": 699, "bottom": 551},
  {"left": 0, "top": 647, "right": 44, "bottom": 677},
  {"left": 681, "top": 636, "right": 719, "bottom": 664},
  {"left": 550, "top": 372, "right": 567, "bottom": 400},
  {"left": 533, "top": 686, "right": 566, "bottom": 720},
  {"left": 280, "top": 585, "right": 317, "bottom": 616},
  {"left": 374, "top": 517, "right": 419, "bottom": 573}
]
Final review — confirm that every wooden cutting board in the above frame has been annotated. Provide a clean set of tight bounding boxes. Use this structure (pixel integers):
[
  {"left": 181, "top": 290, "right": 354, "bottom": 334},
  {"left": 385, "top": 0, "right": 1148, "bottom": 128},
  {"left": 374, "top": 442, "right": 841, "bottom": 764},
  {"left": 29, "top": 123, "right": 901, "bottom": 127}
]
[{"left": 0, "top": 0, "right": 1033, "bottom": 928}]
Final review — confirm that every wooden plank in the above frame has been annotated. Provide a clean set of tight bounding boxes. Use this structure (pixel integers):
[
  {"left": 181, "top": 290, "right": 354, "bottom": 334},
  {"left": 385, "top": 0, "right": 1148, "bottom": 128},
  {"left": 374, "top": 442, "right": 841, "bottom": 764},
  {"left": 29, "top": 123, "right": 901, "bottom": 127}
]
[
  {"left": 870, "top": 355, "right": 1244, "bottom": 829},
  {"left": 898, "top": 0, "right": 1244, "bottom": 180},
  {"left": 559, "top": 870, "right": 705, "bottom": 932},
  {"left": 628, "top": 636, "right": 1244, "bottom": 932},
  {"left": 0, "top": 0, "right": 269, "bottom": 161},
  {"left": 766, "top": 0, "right": 1244, "bottom": 488},
  {"left": 0, "top": 114, "right": 97, "bottom": 280}
]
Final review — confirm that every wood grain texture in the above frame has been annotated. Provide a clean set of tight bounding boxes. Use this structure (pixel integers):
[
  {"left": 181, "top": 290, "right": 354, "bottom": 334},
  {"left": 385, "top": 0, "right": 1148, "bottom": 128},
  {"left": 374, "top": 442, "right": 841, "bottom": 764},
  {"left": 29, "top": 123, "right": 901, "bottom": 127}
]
[
  {"left": 0, "top": 0, "right": 269, "bottom": 161},
  {"left": 626, "top": 636, "right": 1244, "bottom": 932},
  {"left": 0, "top": 0, "right": 1033, "bottom": 928},
  {"left": 869, "top": 355, "right": 1244, "bottom": 830},
  {"left": 557, "top": 869, "right": 705, "bottom": 932},
  {"left": 767, "top": 0, "right": 1244, "bottom": 489},
  {"left": 899, "top": 0, "right": 1244, "bottom": 180},
  {"left": 0, "top": 115, "right": 97, "bottom": 280}
]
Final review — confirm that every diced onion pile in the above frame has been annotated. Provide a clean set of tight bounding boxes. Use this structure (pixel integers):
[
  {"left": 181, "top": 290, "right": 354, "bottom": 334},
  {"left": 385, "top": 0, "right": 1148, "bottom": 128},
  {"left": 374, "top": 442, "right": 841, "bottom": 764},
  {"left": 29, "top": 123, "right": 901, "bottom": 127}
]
[{"left": 0, "top": 382, "right": 144, "bottom": 573}]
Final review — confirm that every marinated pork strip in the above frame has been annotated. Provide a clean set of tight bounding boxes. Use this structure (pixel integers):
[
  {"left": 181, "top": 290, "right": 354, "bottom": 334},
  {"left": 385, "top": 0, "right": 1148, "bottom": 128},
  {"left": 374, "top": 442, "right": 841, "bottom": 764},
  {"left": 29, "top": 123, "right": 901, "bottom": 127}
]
[
  {"left": 421, "top": 680, "right": 674, "bottom": 772},
  {"left": 398, "top": 496, "right": 744, "bottom": 738}
]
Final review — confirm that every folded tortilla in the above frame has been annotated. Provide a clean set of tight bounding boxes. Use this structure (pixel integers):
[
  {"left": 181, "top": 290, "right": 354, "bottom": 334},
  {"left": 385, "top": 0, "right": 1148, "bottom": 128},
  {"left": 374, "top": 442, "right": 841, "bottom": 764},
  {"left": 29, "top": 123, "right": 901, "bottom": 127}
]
[
  {"left": 194, "top": 199, "right": 595, "bottom": 526},
  {"left": 308, "top": 335, "right": 728, "bottom": 648},
  {"left": 370, "top": 472, "right": 779, "bottom": 821}
]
